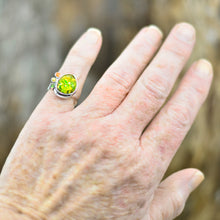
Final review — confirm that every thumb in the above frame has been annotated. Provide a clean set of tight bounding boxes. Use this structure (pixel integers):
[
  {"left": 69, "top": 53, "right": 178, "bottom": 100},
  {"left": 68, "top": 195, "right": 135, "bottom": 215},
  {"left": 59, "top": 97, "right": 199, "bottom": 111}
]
[{"left": 145, "top": 169, "right": 204, "bottom": 220}]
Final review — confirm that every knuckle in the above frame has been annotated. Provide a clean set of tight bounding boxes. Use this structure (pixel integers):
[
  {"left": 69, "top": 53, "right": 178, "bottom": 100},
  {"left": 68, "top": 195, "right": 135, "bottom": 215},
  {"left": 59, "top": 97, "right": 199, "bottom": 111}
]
[
  {"left": 141, "top": 74, "right": 168, "bottom": 102},
  {"left": 168, "top": 104, "right": 192, "bottom": 129},
  {"left": 106, "top": 68, "right": 131, "bottom": 92},
  {"left": 194, "top": 86, "right": 206, "bottom": 97},
  {"left": 132, "top": 40, "right": 157, "bottom": 62},
  {"left": 164, "top": 38, "right": 191, "bottom": 58},
  {"left": 70, "top": 48, "right": 94, "bottom": 64},
  {"left": 191, "top": 80, "right": 208, "bottom": 98},
  {"left": 128, "top": 54, "right": 146, "bottom": 71},
  {"left": 184, "top": 85, "right": 205, "bottom": 107}
]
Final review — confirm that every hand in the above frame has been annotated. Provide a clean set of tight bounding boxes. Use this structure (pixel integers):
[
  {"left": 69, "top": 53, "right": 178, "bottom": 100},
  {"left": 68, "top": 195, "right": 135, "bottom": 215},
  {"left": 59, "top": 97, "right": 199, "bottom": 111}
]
[{"left": 0, "top": 23, "right": 213, "bottom": 220}]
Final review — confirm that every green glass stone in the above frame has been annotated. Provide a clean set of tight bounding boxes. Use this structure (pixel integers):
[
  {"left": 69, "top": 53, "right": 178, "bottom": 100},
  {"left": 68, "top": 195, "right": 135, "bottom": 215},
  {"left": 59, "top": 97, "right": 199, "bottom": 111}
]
[
  {"left": 57, "top": 74, "right": 77, "bottom": 94},
  {"left": 48, "top": 83, "right": 55, "bottom": 90}
]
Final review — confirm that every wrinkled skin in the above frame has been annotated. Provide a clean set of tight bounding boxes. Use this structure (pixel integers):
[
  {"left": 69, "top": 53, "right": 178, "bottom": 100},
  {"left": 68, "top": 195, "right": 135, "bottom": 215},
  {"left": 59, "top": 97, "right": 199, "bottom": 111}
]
[{"left": 0, "top": 23, "right": 213, "bottom": 220}]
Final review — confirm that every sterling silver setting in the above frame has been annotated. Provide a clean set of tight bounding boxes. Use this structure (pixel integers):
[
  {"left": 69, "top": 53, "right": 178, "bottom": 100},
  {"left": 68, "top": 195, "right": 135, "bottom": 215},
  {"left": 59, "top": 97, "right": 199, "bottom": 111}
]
[{"left": 48, "top": 72, "right": 78, "bottom": 99}]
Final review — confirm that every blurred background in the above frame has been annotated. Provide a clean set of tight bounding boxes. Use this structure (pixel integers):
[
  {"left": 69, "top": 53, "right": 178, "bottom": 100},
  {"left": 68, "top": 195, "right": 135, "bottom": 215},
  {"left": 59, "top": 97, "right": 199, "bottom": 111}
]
[{"left": 0, "top": 0, "right": 219, "bottom": 219}]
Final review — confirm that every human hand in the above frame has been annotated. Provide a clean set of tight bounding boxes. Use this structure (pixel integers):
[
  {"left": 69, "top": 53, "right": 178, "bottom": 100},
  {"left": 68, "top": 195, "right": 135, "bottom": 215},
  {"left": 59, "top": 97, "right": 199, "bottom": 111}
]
[{"left": 0, "top": 23, "right": 213, "bottom": 220}]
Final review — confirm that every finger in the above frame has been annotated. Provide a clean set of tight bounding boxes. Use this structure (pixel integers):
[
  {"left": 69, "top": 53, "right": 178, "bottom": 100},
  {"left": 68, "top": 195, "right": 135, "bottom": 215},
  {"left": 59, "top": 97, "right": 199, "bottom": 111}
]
[
  {"left": 144, "top": 169, "right": 204, "bottom": 220},
  {"left": 141, "top": 59, "right": 213, "bottom": 179},
  {"left": 83, "top": 25, "right": 163, "bottom": 116},
  {"left": 116, "top": 23, "right": 195, "bottom": 135},
  {"left": 37, "top": 28, "right": 102, "bottom": 114}
]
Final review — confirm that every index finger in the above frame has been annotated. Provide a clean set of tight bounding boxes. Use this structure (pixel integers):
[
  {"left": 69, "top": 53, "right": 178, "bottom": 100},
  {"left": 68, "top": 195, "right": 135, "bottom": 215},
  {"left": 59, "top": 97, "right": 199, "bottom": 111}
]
[{"left": 141, "top": 59, "right": 213, "bottom": 182}]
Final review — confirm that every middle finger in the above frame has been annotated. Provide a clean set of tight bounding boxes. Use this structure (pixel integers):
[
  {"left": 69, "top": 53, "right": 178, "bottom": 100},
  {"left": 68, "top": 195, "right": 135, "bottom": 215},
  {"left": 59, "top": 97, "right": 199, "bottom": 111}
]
[{"left": 115, "top": 23, "right": 196, "bottom": 136}]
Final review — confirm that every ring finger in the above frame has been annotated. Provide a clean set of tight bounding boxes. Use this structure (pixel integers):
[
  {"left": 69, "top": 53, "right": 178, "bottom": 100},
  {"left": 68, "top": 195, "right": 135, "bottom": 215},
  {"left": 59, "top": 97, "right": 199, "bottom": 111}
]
[{"left": 115, "top": 23, "right": 195, "bottom": 135}]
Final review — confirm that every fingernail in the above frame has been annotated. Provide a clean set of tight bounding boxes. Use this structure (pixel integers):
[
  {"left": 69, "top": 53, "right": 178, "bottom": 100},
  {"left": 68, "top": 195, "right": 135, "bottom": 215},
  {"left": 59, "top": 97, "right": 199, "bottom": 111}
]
[
  {"left": 196, "top": 59, "right": 213, "bottom": 76},
  {"left": 175, "top": 22, "right": 195, "bottom": 42},
  {"left": 86, "top": 27, "right": 102, "bottom": 44},
  {"left": 190, "top": 170, "right": 205, "bottom": 190},
  {"left": 148, "top": 25, "right": 163, "bottom": 37}
]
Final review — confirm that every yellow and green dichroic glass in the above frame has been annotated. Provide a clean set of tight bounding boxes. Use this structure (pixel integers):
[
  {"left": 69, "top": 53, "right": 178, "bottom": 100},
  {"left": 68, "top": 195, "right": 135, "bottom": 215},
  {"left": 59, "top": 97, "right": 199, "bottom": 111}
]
[{"left": 57, "top": 74, "right": 77, "bottom": 94}]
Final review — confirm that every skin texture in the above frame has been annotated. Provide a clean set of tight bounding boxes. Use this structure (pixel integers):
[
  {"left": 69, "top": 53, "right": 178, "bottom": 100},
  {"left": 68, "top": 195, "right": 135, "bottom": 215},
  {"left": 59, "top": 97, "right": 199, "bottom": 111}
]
[{"left": 0, "top": 23, "right": 213, "bottom": 219}]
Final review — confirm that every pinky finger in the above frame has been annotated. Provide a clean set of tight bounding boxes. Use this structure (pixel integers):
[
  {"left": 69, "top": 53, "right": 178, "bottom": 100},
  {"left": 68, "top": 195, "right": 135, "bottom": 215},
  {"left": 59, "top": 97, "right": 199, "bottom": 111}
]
[
  {"left": 144, "top": 169, "right": 204, "bottom": 220},
  {"left": 141, "top": 59, "right": 213, "bottom": 180},
  {"left": 37, "top": 28, "right": 102, "bottom": 114}
]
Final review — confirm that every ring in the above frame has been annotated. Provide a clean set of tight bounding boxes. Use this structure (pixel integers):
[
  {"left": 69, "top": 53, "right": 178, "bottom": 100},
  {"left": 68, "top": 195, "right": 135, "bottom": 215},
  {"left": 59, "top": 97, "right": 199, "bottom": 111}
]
[{"left": 48, "top": 72, "right": 78, "bottom": 99}]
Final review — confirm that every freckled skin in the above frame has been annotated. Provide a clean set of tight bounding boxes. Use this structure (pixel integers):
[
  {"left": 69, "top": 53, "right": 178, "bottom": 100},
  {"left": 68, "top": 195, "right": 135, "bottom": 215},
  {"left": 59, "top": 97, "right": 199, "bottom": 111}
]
[
  {"left": 0, "top": 109, "right": 153, "bottom": 220},
  {"left": 0, "top": 24, "right": 213, "bottom": 220}
]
